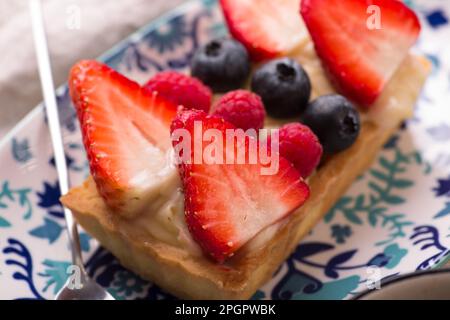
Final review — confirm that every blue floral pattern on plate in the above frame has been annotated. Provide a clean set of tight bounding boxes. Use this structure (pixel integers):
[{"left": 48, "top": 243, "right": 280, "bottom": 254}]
[{"left": 1, "top": 0, "right": 450, "bottom": 300}]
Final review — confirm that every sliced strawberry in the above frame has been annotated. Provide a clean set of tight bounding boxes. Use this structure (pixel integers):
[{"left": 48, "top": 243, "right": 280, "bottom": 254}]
[
  {"left": 171, "top": 111, "right": 309, "bottom": 262},
  {"left": 300, "top": 0, "right": 421, "bottom": 107},
  {"left": 220, "top": 0, "right": 307, "bottom": 61},
  {"left": 69, "top": 60, "right": 178, "bottom": 218}
]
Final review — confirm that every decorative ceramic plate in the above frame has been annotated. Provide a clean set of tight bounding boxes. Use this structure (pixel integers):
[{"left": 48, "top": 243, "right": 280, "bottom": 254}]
[{"left": 1, "top": 0, "right": 450, "bottom": 300}]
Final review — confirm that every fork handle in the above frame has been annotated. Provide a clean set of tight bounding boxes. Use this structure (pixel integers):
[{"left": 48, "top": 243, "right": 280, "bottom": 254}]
[{"left": 29, "top": 0, "right": 86, "bottom": 273}]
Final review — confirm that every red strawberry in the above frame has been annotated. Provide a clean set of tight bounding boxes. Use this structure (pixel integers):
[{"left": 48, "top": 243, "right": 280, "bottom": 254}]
[
  {"left": 300, "top": 0, "right": 421, "bottom": 107},
  {"left": 220, "top": 0, "right": 307, "bottom": 61},
  {"left": 144, "top": 71, "right": 212, "bottom": 113},
  {"left": 171, "top": 111, "right": 309, "bottom": 262},
  {"left": 69, "top": 60, "right": 178, "bottom": 218}
]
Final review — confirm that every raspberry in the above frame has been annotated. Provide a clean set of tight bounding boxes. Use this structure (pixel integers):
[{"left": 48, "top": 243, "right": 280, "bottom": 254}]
[
  {"left": 144, "top": 71, "right": 212, "bottom": 112},
  {"left": 212, "top": 90, "right": 265, "bottom": 131},
  {"left": 170, "top": 109, "right": 206, "bottom": 137},
  {"left": 275, "top": 123, "right": 323, "bottom": 178}
]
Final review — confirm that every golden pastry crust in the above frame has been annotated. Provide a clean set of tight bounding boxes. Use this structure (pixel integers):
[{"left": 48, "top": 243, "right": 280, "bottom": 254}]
[{"left": 61, "top": 55, "right": 429, "bottom": 299}]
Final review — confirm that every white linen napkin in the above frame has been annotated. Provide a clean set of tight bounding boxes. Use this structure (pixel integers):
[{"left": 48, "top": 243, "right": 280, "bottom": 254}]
[{"left": 0, "top": 0, "right": 183, "bottom": 138}]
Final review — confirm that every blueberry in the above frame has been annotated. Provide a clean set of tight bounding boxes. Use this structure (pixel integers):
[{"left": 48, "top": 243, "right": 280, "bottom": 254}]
[
  {"left": 251, "top": 58, "right": 311, "bottom": 118},
  {"left": 301, "top": 95, "right": 360, "bottom": 154},
  {"left": 190, "top": 38, "right": 250, "bottom": 93}
]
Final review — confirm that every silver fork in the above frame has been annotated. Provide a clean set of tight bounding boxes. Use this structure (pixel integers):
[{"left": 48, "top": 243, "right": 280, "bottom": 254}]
[{"left": 29, "top": 0, "right": 114, "bottom": 300}]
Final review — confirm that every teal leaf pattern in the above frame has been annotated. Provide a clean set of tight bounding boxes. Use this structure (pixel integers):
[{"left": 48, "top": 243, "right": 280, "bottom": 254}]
[
  {"left": 29, "top": 218, "right": 63, "bottom": 244},
  {"left": 292, "top": 276, "right": 360, "bottom": 300},
  {"left": 0, "top": 180, "right": 33, "bottom": 227},
  {"left": 343, "top": 210, "right": 363, "bottom": 224},
  {"left": 325, "top": 147, "right": 428, "bottom": 246},
  {"left": 383, "top": 244, "right": 408, "bottom": 269},
  {"left": 108, "top": 270, "right": 148, "bottom": 299},
  {"left": 392, "top": 179, "right": 414, "bottom": 188},
  {"left": 434, "top": 202, "right": 450, "bottom": 219},
  {"left": 0, "top": 215, "right": 11, "bottom": 227},
  {"left": 38, "top": 260, "right": 71, "bottom": 294}
]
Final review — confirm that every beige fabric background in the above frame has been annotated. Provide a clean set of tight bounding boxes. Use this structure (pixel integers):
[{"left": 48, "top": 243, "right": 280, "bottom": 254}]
[{"left": 0, "top": 0, "right": 183, "bottom": 138}]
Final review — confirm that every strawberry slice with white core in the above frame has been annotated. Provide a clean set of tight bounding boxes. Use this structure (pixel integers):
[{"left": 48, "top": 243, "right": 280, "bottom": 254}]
[
  {"left": 171, "top": 111, "right": 310, "bottom": 262},
  {"left": 69, "top": 60, "right": 178, "bottom": 218},
  {"left": 300, "top": 0, "right": 421, "bottom": 107},
  {"left": 220, "top": 0, "right": 307, "bottom": 61}
]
